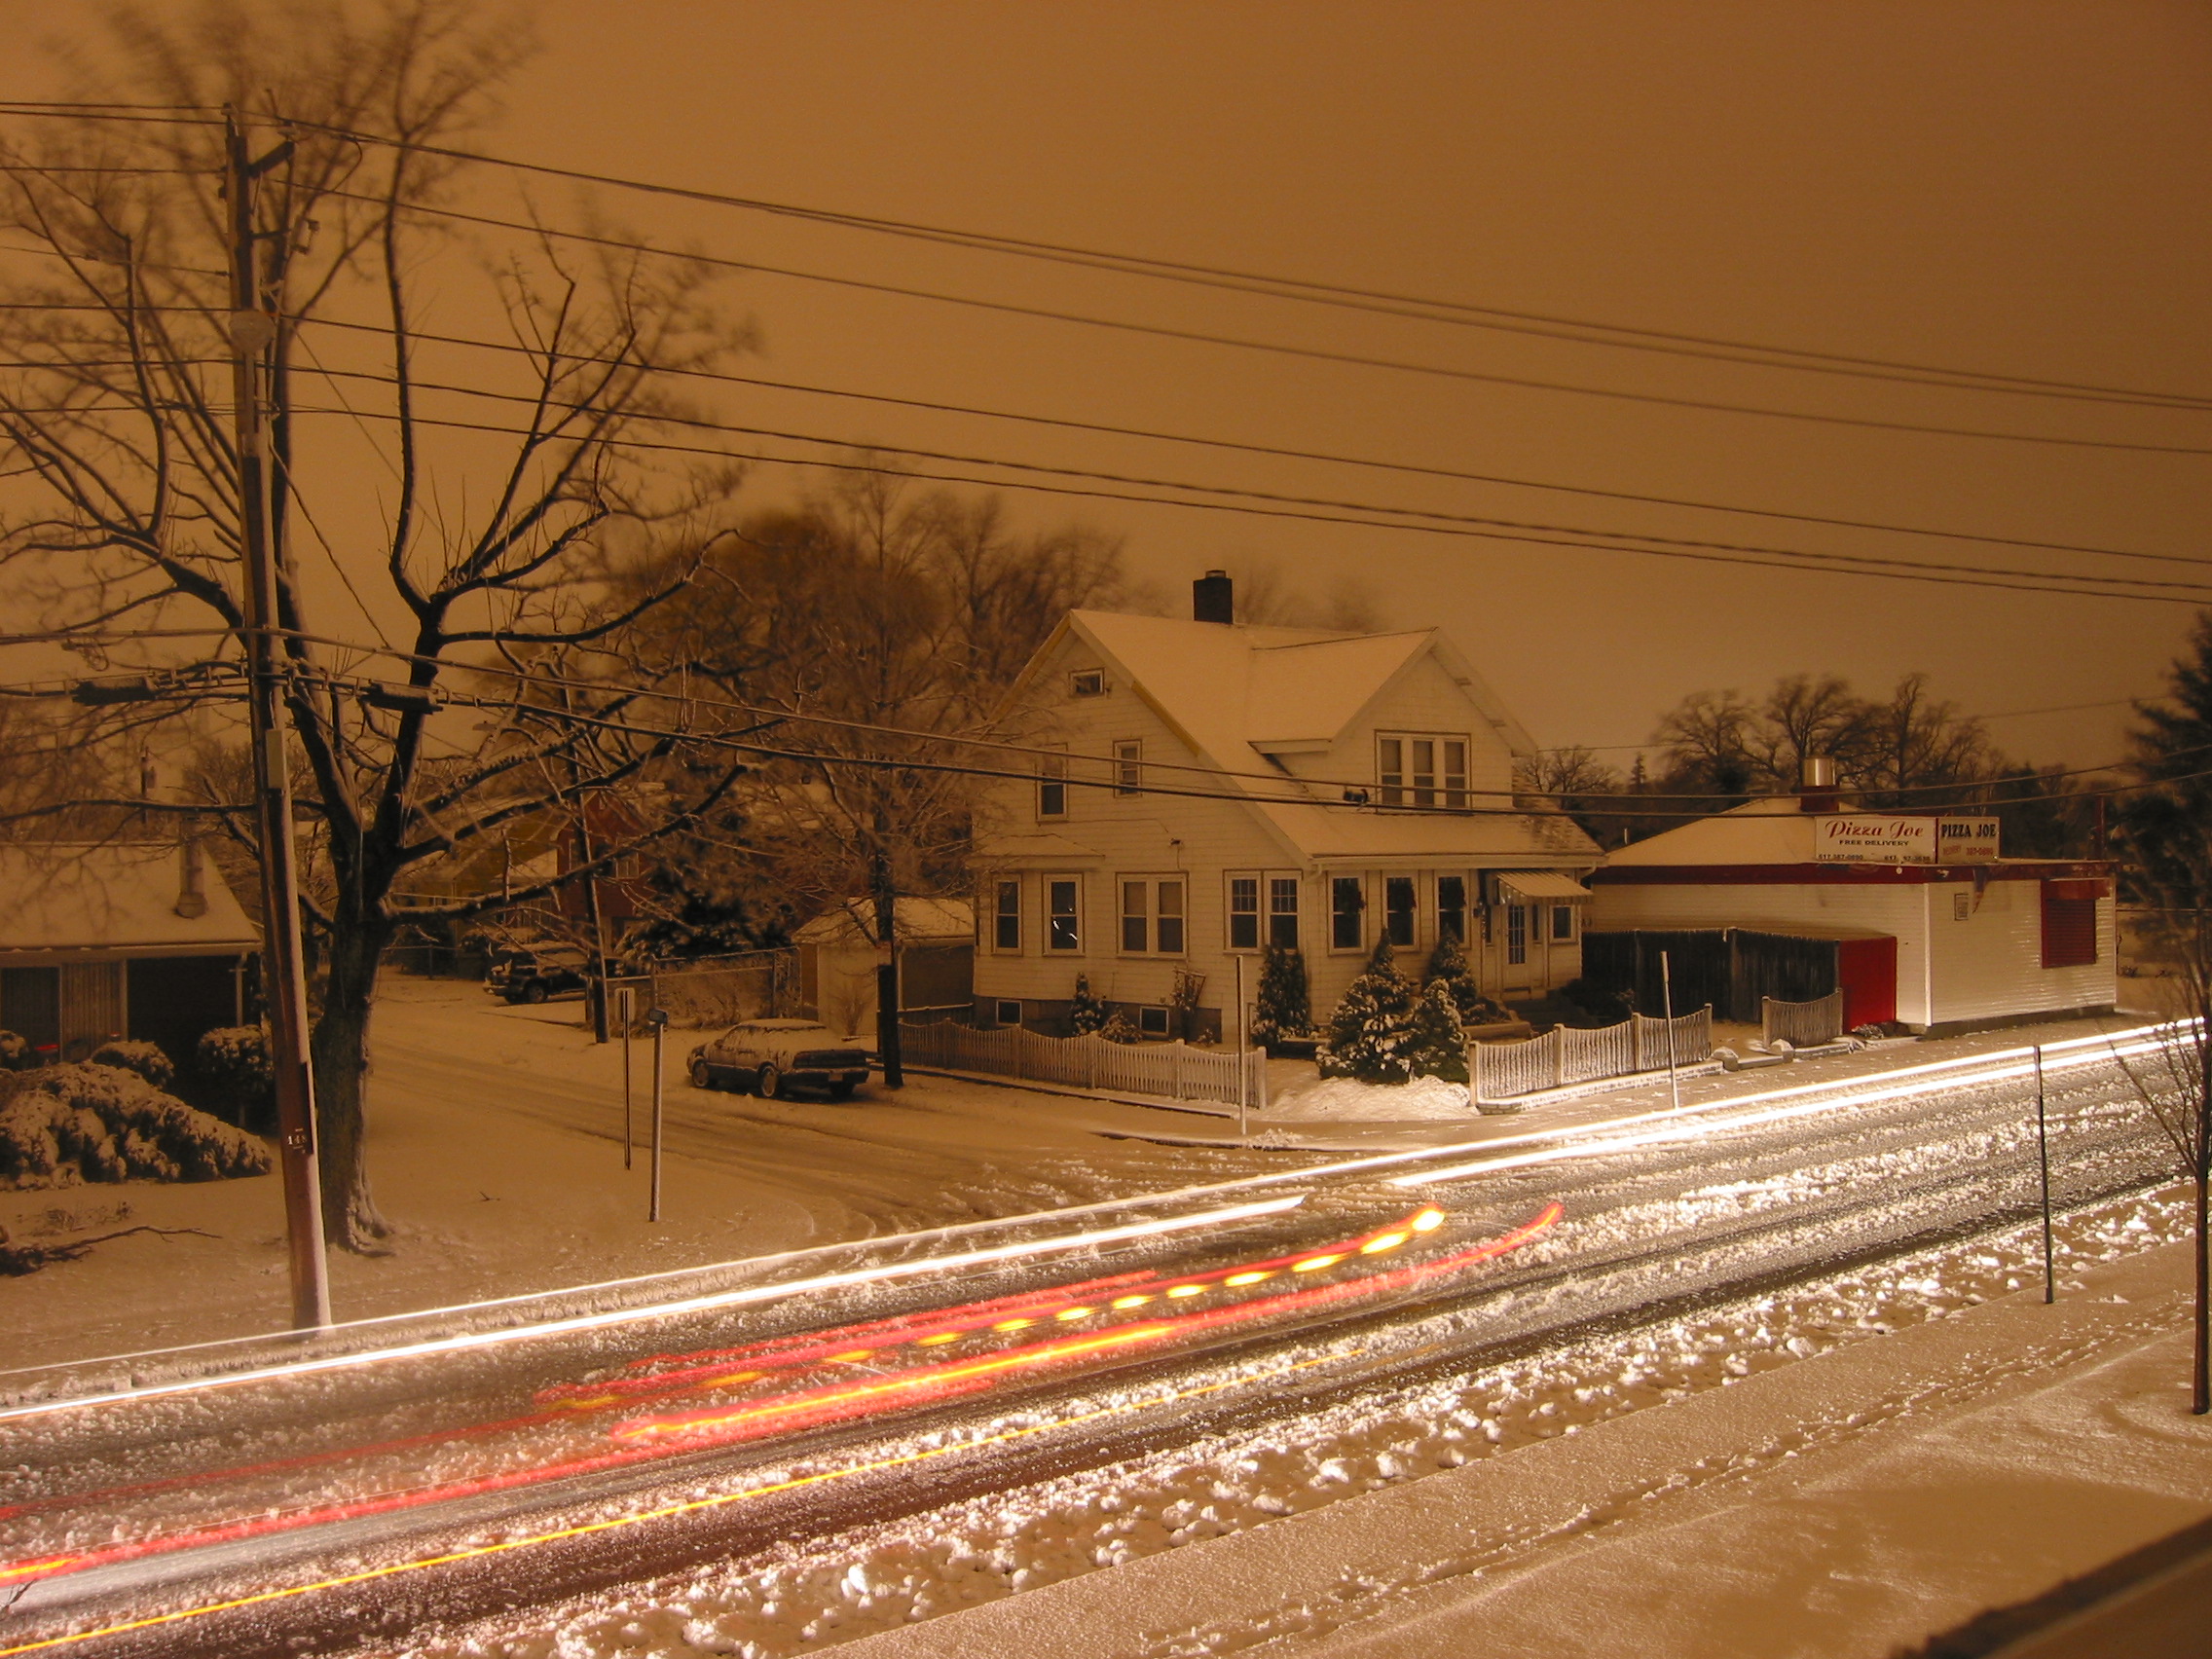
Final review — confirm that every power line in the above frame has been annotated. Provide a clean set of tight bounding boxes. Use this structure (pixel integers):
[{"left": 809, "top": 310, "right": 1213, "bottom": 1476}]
[
  {"left": 324, "top": 188, "right": 2212, "bottom": 458},
  {"left": 276, "top": 380, "right": 2212, "bottom": 604},
  {"left": 296, "top": 313, "right": 2212, "bottom": 573},
  {"left": 279, "top": 119, "right": 2212, "bottom": 415}
]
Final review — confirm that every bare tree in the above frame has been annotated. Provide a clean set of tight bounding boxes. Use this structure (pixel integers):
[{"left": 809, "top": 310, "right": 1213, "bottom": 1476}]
[
  {"left": 617, "top": 461, "right": 1131, "bottom": 951},
  {"left": 0, "top": 1, "right": 751, "bottom": 1249}
]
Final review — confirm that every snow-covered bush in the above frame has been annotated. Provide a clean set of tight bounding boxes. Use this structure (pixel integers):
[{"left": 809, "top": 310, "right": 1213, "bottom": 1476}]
[
  {"left": 89, "top": 1039, "right": 175, "bottom": 1090},
  {"left": 1068, "top": 974, "right": 1109, "bottom": 1036},
  {"left": 0, "top": 1030, "right": 32, "bottom": 1071},
  {"left": 1402, "top": 979, "right": 1469, "bottom": 1084},
  {"left": 1098, "top": 1009, "right": 1140, "bottom": 1045},
  {"left": 1423, "top": 934, "right": 1510, "bottom": 1026},
  {"left": 1317, "top": 941, "right": 1419, "bottom": 1083},
  {"left": 0, "top": 1061, "right": 272, "bottom": 1188},
  {"left": 195, "top": 1025, "right": 276, "bottom": 1130},
  {"left": 1250, "top": 944, "right": 1311, "bottom": 1053}
]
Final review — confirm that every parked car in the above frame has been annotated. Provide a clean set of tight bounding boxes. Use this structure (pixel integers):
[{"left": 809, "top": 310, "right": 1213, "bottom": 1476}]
[
  {"left": 688, "top": 1019, "right": 871, "bottom": 1100},
  {"left": 486, "top": 944, "right": 594, "bottom": 1005}
]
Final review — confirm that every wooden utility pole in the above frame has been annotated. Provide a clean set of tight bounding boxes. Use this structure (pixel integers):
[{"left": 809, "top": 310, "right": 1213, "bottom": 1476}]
[{"left": 226, "top": 110, "right": 330, "bottom": 1331}]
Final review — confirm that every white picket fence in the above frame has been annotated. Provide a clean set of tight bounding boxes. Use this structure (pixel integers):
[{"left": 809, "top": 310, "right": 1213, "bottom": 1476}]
[
  {"left": 1471, "top": 1008, "right": 1714, "bottom": 1104},
  {"left": 1762, "top": 989, "right": 1846, "bottom": 1049},
  {"left": 899, "top": 1019, "right": 1266, "bottom": 1114}
]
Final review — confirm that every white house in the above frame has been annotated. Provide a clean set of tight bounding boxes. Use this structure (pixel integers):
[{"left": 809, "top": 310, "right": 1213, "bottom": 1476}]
[
  {"left": 970, "top": 573, "right": 1602, "bottom": 1040},
  {"left": 1586, "top": 788, "right": 2117, "bottom": 1035}
]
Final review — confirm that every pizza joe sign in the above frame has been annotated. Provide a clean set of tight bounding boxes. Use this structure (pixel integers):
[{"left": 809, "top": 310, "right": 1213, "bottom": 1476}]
[{"left": 1816, "top": 815, "right": 2001, "bottom": 864}]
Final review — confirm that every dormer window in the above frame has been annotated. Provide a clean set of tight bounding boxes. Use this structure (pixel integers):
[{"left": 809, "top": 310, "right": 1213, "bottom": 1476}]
[
  {"left": 1070, "top": 668, "right": 1106, "bottom": 697},
  {"left": 1378, "top": 733, "right": 1469, "bottom": 809}
]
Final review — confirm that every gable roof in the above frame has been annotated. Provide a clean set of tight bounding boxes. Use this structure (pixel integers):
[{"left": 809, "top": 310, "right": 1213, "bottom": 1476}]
[
  {"left": 1603, "top": 797, "right": 1819, "bottom": 865},
  {"left": 1019, "top": 610, "right": 1595, "bottom": 867},
  {"left": 793, "top": 896, "right": 974, "bottom": 947},
  {"left": 0, "top": 842, "right": 258, "bottom": 957}
]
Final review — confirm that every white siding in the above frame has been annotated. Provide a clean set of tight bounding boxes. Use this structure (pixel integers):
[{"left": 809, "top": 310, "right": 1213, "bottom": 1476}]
[{"left": 1923, "top": 880, "right": 2119, "bottom": 1025}]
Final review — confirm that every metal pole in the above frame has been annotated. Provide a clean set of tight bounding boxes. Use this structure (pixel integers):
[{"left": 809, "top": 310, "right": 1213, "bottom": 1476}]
[
  {"left": 2036, "top": 1043, "right": 2054, "bottom": 1303},
  {"left": 648, "top": 1007, "right": 667, "bottom": 1222},
  {"left": 1661, "top": 948, "right": 1681, "bottom": 1113},
  {"left": 618, "top": 984, "right": 634, "bottom": 1170},
  {"left": 227, "top": 112, "right": 328, "bottom": 1333},
  {"left": 1235, "top": 952, "right": 1248, "bottom": 1144}
]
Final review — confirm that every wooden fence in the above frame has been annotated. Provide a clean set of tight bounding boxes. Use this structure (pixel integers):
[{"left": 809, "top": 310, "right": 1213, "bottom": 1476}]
[
  {"left": 1471, "top": 1007, "right": 1714, "bottom": 1104},
  {"left": 899, "top": 1019, "right": 1265, "bottom": 1114},
  {"left": 1761, "top": 989, "right": 1846, "bottom": 1049}
]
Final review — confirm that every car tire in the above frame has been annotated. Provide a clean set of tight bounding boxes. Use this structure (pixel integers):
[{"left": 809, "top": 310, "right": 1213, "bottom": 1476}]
[
  {"left": 756, "top": 1063, "right": 781, "bottom": 1100},
  {"left": 689, "top": 1058, "right": 714, "bottom": 1090},
  {"left": 829, "top": 1081, "right": 856, "bottom": 1101},
  {"left": 522, "top": 981, "right": 547, "bottom": 1005}
]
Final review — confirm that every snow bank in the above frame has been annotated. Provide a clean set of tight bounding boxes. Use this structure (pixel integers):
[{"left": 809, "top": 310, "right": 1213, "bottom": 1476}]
[{"left": 1262, "top": 1074, "right": 1473, "bottom": 1123}]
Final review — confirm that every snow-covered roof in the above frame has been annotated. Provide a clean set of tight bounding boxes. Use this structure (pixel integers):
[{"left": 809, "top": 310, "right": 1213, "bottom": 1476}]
[
  {"left": 1604, "top": 798, "right": 1820, "bottom": 866},
  {"left": 0, "top": 841, "right": 258, "bottom": 957},
  {"left": 1027, "top": 610, "right": 1595, "bottom": 867},
  {"left": 793, "top": 897, "right": 975, "bottom": 948}
]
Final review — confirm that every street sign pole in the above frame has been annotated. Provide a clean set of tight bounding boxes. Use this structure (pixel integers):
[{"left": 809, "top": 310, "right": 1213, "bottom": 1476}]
[
  {"left": 647, "top": 1008, "right": 668, "bottom": 1223},
  {"left": 2036, "top": 1044, "right": 2055, "bottom": 1303},
  {"left": 1661, "top": 948, "right": 1681, "bottom": 1113},
  {"left": 617, "top": 984, "right": 635, "bottom": 1170}
]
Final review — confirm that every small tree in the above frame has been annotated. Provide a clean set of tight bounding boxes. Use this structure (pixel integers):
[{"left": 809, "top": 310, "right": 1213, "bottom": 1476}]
[
  {"left": 1424, "top": 933, "right": 1507, "bottom": 1027},
  {"left": 1318, "top": 940, "right": 1419, "bottom": 1083},
  {"left": 1250, "top": 944, "right": 1311, "bottom": 1053},
  {"left": 1403, "top": 979, "right": 1468, "bottom": 1084},
  {"left": 1068, "top": 973, "right": 1109, "bottom": 1036}
]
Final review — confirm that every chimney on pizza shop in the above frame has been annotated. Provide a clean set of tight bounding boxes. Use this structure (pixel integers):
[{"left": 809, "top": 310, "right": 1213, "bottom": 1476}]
[
  {"left": 1193, "top": 569, "right": 1234, "bottom": 624},
  {"left": 1799, "top": 755, "right": 1840, "bottom": 814}
]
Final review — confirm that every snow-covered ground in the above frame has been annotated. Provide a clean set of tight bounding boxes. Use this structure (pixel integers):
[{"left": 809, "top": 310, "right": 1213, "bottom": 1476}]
[{"left": 351, "top": 1186, "right": 2209, "bottom": 1659}]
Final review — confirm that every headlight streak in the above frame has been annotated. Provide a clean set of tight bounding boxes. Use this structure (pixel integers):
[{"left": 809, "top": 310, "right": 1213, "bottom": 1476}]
[
  {"left": 0, "top": 1194, "right": 1309, "bottom": 1425},
  {"left": 0, "top": 1204, "right": 1553, "bottom": 1594},
  {"left": 1393, "top": 1035, "right": 2173, "bottom": 1190},
  {"left": 0, "top": 1348, "right": 1362, "bottom": 1659}
]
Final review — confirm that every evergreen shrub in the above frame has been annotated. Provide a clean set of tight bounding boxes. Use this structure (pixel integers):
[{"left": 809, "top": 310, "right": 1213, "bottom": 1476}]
[
  {"left": 1423, "top": 934, "right": 1511, "bottom": 1026},
  {"left": 1067, "top": 974, "right": 1109, "bottom": 1036},
  {"left": 90, "top": 1040, "right": 175, "bottom": 1090},
  {"left": 1317, "top": 940, "right": 1419, "bottom": 1083},
  {"left": 0, "top": 1062, "right": 273, "bottom": 1188},
  {"left": 1403, "top": 979, "right": 1469, "bottom": 1084},
  {"left": 196, "top": 1025, "right": 276, "bottom": 1131},
  {"left": 1250, "top": 944, "right": 1311, "bottom": 1054}
]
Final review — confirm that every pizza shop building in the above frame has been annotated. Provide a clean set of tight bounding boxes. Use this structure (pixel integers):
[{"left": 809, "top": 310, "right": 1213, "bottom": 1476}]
[{"left": 1586, "top": 795, "right": 2116, "bottom": 1036}]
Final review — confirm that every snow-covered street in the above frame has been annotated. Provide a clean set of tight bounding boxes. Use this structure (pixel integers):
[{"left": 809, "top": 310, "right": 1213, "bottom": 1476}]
[{"left": 0, "top": 1009, "right": 2193, "bottom": 1658}]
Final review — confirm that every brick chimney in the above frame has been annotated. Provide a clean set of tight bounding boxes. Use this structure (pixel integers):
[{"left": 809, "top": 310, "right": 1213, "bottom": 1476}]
[
  {"left": 1798, "top": 755, "right": 1840, "bottom": 813},
  {"left": 1193, "top": 569, "right": 1234, "bottom": 624}
]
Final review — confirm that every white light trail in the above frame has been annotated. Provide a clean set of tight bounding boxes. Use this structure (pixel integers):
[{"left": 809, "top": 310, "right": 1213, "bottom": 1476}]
[
  {"left": 0, "top": 1195, "right": 1307, "bottom": 1423},
  {"left": 1391, "top": 1031, "right": 2173, "bottom": 1188}
]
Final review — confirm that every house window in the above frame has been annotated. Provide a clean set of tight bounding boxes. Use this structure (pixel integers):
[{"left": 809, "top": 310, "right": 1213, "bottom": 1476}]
[
  {"left": 1228, "top": 874, "right": 1261, "bottom": 950},
  {"left": 1269, "top": 876, "right": 1301, "bottom": 949},
  {"left": 1138, "top": 1006, "right": 1171, "bottom": 1040},
  {"left": 1331, "top": 875, "right": 1365, "bottom": 951},
  {"left": 1047, "top": 877, "right": 1082, "bottom": 952},
  {"left": 1385, "top": 876, "right": 1416, "bottom": 947},
  {"left": 2041, "top": 881, "right": 2101, "bottom": 968},
  {"left": 1157, "top": 879, "right": 1185, "bottom": 954},
  {"left": 1506, "top": 903, "right": 1529, "bottom": 967},
  {"left": 1114, "top": 739, "right": 1143, "bottom": 796},
  {"left": 1378, "top": 733, "right": 1470, "bottom": 810},
  {"left": 1037, "top": 749, "right": 1067, "bottom": 820},
  {"left": 1120, "top": 877, "right": 1187, "bottom": 955},
  {"left": 995, "top": 999, "right": 1023, "bottom": 1026},
  {"left": 1070, "top": 669, "right": 1105, "bottom": 697},
  {"left": 1551, "top": 903, "right": 1575, "bottom": 941},
  {"left": 1437, "top": 874, "right": 1467, "bottom": 943},
  {"left": 1122, "top": 880, "right": 1148, "bottom": 953},
  {"left": 994, "top": 879, "right": 1022, "bottom": 952}
]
